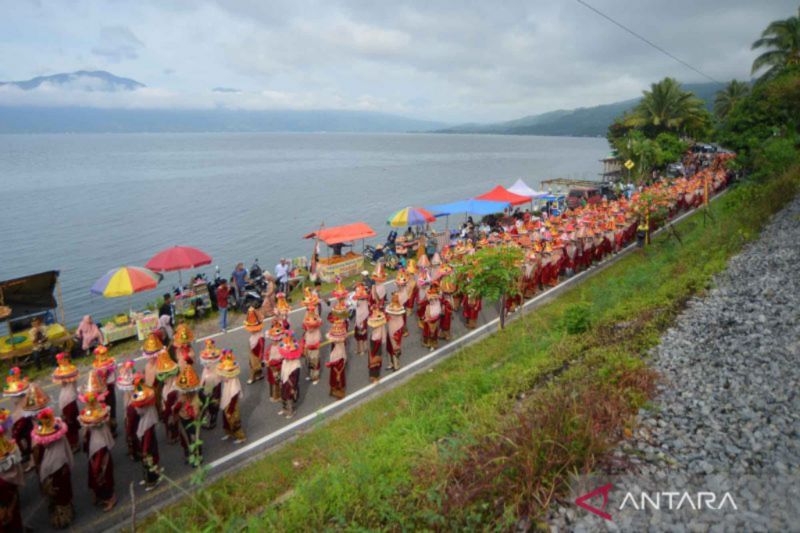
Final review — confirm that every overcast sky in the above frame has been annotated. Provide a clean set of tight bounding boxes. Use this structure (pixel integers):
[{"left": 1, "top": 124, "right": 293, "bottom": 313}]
[{"left": 0, "top": 0, "right": 796, "bottom": 122}]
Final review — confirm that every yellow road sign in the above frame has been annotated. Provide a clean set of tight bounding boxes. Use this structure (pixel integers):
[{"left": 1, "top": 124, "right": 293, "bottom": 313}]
[{"left": 624, "top": 159, "right": 635, "bottom": 170}]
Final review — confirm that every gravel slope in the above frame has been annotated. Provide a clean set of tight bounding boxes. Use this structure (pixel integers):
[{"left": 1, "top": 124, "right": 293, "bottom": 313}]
[{"left": 551, "top": 195, "right": 800, "bottom": 532}]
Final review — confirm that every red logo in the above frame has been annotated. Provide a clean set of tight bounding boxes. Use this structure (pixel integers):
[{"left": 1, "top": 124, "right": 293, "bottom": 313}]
[{"left": 575, "top": 483, "right": 614, "bottom": 521}]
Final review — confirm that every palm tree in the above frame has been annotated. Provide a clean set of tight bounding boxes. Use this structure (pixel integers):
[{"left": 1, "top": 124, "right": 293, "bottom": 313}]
[
  {"left": 714, "top": 80, "right": 750, "bottom": 119},
  {"left": 751, "top": 8, "right": 800, "bottom": 81},
  {"left": 625, "top": 77, "right": 711, "bottom": 138}
]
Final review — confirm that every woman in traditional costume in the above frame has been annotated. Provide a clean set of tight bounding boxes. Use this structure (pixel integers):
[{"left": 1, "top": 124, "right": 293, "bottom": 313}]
[
  {"left": 79, "top": 390, "right": 117, "bottom": 510},
  {"left": 278, "top": 332, "right": 302, "bottom": 418},
  {"left": 367, "top": 307, "right": 386, "bottom": 383},
  {"left": 353, "top": 283, "right": 370, "bottom": 356},
  {"left": 173, "top": 324, "right": 196, "bottom": 369},
  {"left": 217, "top": 350, "right": 246, "bottom": 443},
  {"left": 394, "top": 269, "right": 410, "bottom": 337},
  {"left": 6, "top": 370, "right": 38, "bottom": 473},
  {"left": 0, "top": 409, "right": 24, "bottom": 531},
  {"left": 32, "top": 407, "right": 74, "bottom": 528},
  {"left": 385, "top": 294, "right": 405, "bottom": 371},
  {"left": 439, "top": 277, "right": 456, "bottom": 341},
  {"left": 52, "top": 352, "right": 80, "bottom": 452},
  {"left": 92, "top": 344, "right": 117, "bottom": 436},
  {"left": 423, "top": 283, "right": 443, "bottom": 350},
  {"left": 155, "top": 349, "right": 180, "bottom": 444},
  {"left": 462, "top": 285, "right": 482, "bottom": 330},
  {"left": 265, "top": 320, "right": 285, "bottom": 402},
  {"left": 302, "top": 306, "right": 323, "bottom": 385},
  {"left": 243, "top": 307, "right": 265, "bottom": 384},
  {"left": 326, "top": 319, "right": 348, "bottom": 399},
  {"left": 130, "top": 375, "right": 160, "bottom": 491},
  {"left": 199, "top": 339, "right": 222, "bottom": 429},
  {"left": 369, "top": 262, "right": 387, "bottom": 308},
  {"left": 117, "top": 360, "right": 139, "bottom": 461},
  {"left": 175, "top": 365, "right": 203, "bottom": 465}
]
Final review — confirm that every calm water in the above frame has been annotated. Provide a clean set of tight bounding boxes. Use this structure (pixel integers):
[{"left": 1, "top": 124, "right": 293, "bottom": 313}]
[{"left": 0, "top": 132, "right": 609, "bottom": 325}]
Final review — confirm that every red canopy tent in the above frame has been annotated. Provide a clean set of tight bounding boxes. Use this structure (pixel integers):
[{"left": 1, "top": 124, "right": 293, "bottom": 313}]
[
  {"left": 304, "top": 222, "right": 377, "bottom": 245},
  {"left": 475, "top": 185, "right": 532, "bottom": 206}
]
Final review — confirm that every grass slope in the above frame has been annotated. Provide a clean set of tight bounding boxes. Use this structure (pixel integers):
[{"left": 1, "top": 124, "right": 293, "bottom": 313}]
[{"left": 147, "top": 168, "right": 799, "bottom": 531}]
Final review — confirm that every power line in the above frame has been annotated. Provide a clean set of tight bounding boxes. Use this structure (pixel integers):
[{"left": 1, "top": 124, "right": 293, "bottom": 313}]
[{"left": 575, "top": 0, "right": 722, "bottom": 84}]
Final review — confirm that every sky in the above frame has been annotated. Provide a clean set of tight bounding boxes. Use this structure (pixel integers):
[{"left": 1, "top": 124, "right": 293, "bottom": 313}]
[{"left": 0, "top": 0, "right": 796, "bottom": 123}]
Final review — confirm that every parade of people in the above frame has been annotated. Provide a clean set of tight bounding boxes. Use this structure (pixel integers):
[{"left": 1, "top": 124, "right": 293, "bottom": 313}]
[{"left": 0, "top": 151, "right": 735, "bottom": 529}]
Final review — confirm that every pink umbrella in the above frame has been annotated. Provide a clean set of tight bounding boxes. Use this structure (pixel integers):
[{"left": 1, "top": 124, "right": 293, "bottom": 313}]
[{"left": 146, "top": 245, "right": 212, "bottom": 286}]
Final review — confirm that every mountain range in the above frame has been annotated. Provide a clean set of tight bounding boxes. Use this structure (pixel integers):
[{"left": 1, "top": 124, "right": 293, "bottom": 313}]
[
  {"left": 0, "top": 70, "right": 727, "bottom": 136},
  {"left": 435, "top": 82, "right": 726, "bottom": 137}
]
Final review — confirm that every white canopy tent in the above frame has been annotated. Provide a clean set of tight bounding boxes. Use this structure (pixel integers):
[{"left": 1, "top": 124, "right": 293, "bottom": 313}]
[{"left": 508, "top": 178, "right": 547, "bottom": 198}]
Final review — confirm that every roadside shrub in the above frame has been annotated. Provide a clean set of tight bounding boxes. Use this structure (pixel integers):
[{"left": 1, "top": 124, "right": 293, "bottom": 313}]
[{"left": 563, "top": 303, "right": 592, "bottom": 334}]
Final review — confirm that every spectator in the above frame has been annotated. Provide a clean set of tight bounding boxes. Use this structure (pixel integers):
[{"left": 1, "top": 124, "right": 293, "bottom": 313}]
[
  {"left": 216, "top": 279, "right": 230, "bottom": 332},
  {"left": 275, "top": 258, "right": 290, "bottom": 295},
  {"left": 159, "top": 293, "right": 174, "bottom": 327},
  {"left": 231, "top": 263, "right": 249, "bottom": 308},
  {"left": 29, "top": 316, "right": 52, "bottom": 369},
  {"left": 74, "top": 315, "right": 104, "bottom": 358}
]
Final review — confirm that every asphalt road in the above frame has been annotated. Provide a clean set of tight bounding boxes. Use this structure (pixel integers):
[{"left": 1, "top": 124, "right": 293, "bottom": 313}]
[
  {"left": 14, "top": 195, "right": 721, "bottom": 532},
  {"left": 18, "top": 281, "right": 503, "bottom": 531}
]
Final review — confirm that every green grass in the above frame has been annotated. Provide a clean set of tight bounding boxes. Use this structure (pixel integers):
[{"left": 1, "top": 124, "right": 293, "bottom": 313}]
[{"left": 147, "top": 168, "right": 799, "bottom": 531}]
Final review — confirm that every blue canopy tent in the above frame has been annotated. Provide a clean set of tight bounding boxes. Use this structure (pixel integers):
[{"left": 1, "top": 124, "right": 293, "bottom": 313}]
[
  {"left": 426, "top": 199, "right": 511, "bottom": 239},
  {"left": 426, "top": 199, "right": 510, "bottom": 217}
]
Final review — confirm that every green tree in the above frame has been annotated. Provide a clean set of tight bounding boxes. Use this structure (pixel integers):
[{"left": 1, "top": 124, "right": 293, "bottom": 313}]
[
  {"left": 714, "top": 80, "right": 751, "bottom": 119},
  {"left": 751, "top": 7, "right": 800, "bottom": 82},
  {"left": 455, "top": 245, "right": 524, "bottom": 329},
  {"left": 625, "top": 77, "right": 712, "bottom": 139},
  {"left": 714, "top": 66, "right": 800, "bottom": 173}
]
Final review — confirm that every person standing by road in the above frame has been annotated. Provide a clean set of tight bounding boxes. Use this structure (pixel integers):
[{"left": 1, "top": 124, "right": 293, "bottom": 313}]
[
  {"left": 274, "top": 258, "right": 290, "bottom": 296},
  {"left": 216, "top": 279, "right": 230, "bottom": 332},
  {"left": 231, "top": 263, "right": 249, "bottom": 309}
]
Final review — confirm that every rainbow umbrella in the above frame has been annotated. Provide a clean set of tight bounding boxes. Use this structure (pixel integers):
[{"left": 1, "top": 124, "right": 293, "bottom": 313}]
[
  {"left": 91, "top": 266, "right": 160, "bottom": 298},
  {"left": 387, "top": 207, "right": 436, "bottom": 227}
]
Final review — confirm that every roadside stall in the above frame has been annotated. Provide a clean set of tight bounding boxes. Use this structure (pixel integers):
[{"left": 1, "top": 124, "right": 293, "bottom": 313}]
[
  {"left": 0, "top": 271, "right": 71, "bottom": 364},
  {"left": 304, "top": 222, "right": 377, "bottom": 282},
  {"left": 91, "top": 265, "right": 160, "bottom": 342}
]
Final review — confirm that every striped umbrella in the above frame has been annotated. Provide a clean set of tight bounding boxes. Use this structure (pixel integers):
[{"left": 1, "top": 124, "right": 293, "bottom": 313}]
[
  {"left": 387, "top": 207, "right": 436, "bottom": 227},
  {"left": 91, "top": 266, "right": 160, "bottom": 298}
]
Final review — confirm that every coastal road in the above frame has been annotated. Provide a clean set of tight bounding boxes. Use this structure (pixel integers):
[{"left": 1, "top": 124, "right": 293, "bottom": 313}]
[{"left": 17, "top": 197, "right": 721, "bottom": 532}]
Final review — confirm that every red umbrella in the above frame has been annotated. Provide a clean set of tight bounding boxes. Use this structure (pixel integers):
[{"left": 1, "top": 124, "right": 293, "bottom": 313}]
[{"left": 146, "top": 246, "right": 212, "bottom": 286}]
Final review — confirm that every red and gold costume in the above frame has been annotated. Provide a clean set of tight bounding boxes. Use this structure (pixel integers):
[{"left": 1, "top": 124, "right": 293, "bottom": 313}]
[
  {"left": 0, "top": 409, "right": 24, "bottom": 532},
  {"left": 278, "top": 333, "right": 303, "bottom": 418},
  {"left": 79, "top": 390, "right": 116, "bottom": 510},
  {"left": 243, "top": 307, "right": 265, "bottom": 384},
  {"left": 302, "top": 307, "right": 323, "bottom": 384},
  {"left": 326, "top": 319, "right": 348, "bottom": 399},
  {"left": 52, "top": 353, "right": 81, "bottom": 453},
  {"left": 217, "top": 351, "right": 246, "bottom": 443},
  {"left": 265, "top": 320, "right": 285, "bottom": 402},
  {"left": 200, "top": 340, "right": 222, "bottom": 429},
  {"left": 131, "top": 376, "right": 160, "bottom": 489},
  {"left": 423, "top": 284, "right": 442, "bottom": 350},
  {"left": 32, "top": 408, "right": 74, "bottom": 528},
  {"left": 367, "top": 308, "right": 387, "bottom": 383},
  {"left": 385, "top": 294, "right": 405, "bottom": 370}
]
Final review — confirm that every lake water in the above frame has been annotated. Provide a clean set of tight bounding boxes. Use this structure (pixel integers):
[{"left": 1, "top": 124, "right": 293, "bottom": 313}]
[{"left": 0, "top": 132, "right": 609, "bottom": 325}]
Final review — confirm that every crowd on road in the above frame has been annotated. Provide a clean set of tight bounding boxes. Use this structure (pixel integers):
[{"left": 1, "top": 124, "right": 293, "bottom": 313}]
[{"left": 0, "top": 153, "right": 734, "bottom": 530}]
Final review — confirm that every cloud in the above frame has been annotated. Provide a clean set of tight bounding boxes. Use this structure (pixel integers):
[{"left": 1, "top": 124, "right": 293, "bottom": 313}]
[
  {"left": 91, "top": 25, "right": 144, "bottom": 62},
  {"left": 1, "top": 0, "right": 798, "bottom": 122}
]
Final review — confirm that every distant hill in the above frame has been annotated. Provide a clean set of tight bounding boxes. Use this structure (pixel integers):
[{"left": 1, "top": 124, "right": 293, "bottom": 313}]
[
  {"left": 0, "top": 107, "right": 446, "bottom": 134},
  {"left": 0, "top": 70, "right": 144, "bottom": 92},
  {"left": 0, "top": 71, "right": 445, "bottom": 133},
  {"left": 436, "top": 82, "right": 727, "bottom": 137}
]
